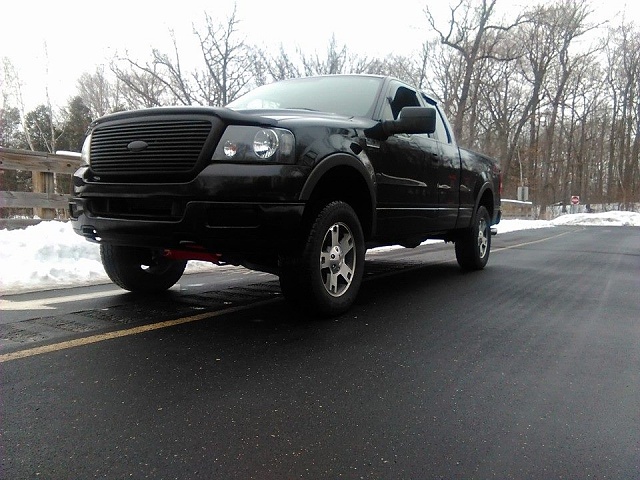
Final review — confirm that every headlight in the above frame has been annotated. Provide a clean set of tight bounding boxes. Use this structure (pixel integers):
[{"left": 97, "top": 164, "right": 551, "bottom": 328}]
[
  {"left": 80, "top": 133, "right": 92, "bottom": 165},
  {"left": 212, "top": 126, "right": 295, "bottom": 164},
  {"left": 253, "top": 129, "right": 279, "bottom": 159}
]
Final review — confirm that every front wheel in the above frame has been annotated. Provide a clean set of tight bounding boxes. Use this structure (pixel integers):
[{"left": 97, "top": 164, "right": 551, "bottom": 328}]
[
  {"left": 100, "top": 245, "right": 187, "bottom": 292},
  {"left": 279, "top": 201, "right": 365, "bottom": 317},
  {"left": 455, "top": 205, "right": 491, "bottom": 271}
]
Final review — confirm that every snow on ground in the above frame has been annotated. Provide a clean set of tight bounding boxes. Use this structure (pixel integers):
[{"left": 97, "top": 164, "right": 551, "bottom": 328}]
[{"left": 1, "top": 211, "right": 638, "bottom": 295}]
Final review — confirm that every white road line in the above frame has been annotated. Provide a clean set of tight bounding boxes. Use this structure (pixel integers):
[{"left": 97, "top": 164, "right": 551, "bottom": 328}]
[
  {"left": 492, "top": 230, "right": 573, "bottom": 252},
  {"left": 0, "top": 289, "right": 124, "bottom": 311}
]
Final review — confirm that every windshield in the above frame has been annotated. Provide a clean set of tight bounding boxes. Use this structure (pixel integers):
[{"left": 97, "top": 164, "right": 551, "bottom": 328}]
[{"left": 227, "top": 76, "right": 384, "bottom": 118}]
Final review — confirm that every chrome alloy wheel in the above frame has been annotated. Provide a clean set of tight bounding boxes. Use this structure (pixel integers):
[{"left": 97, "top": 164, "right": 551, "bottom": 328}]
[
  {"left": 477, "top": 217, "right": 489, "bottom": 259},
  {"left": 319, "top": 222, "right": 355, "bottom": 297}
]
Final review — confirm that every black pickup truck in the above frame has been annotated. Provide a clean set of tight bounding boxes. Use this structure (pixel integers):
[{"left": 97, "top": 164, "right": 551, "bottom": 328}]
[{"left": 70, "top": 75, "right": 501, "bottom": 316}]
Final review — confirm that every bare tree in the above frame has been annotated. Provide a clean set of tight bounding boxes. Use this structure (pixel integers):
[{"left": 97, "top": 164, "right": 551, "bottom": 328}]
[
  {"left": 251, "top": 35, "right": 378, "bottom": 87},
  {"left": 42, "top": 43, "right": 64, "bottom": 153},
  {"left": 300, "top": 35, "right": 348, "bottom": 76},
  {"left": 261, "top": 45, "right": 302, "bottom": 83},
  {"left": 0, "top": 58, "right": 8, "bottom": 115},
  {"left": 111, "top": 57, "right": 170, "bottom": 109},
  {"left": 539, "top": 2, "right": 598, "bottom": 201},
  {"left": 298, "top": 35, "right": 376, "bottom": 77},
  {"left": 149, "top": 31, "right": 197, "bottom": 105},
  {"left": 426, "top": 0, "right": 525, "bottom": 143},
  {"left": 77, "top": 66, "right": 123, "bottom": 117},
  {"left": 2, "top": 58, "right": 36, "bottom": 151},
  {"left": 604, "top": 22, "right": 640, "bottom": 207},
  {"left": 365, "top": 40, "right": 438, "bottom": 91},
  {"left": 66, "top": 1, "right": 640, "bottom": 211},
  {"left": 193, "top": 7, "right": 255, "bottom": 105}
]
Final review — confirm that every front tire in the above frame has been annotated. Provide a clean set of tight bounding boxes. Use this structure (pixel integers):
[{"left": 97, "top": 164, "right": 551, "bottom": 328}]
[
  {"left": 455, "top": 205, "right": 491, "bottom": 271},
  {"left": 100, "top": 245, "right": 187, "bottom": 292},
  {"left": 280, "top": 201, "right": 365, "bottom": 317}
]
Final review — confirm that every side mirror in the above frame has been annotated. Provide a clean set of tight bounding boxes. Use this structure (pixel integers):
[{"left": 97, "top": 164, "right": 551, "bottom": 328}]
[
  {"left": 365, "top": 106, "right": 437, "bottom": 141},
  {"left": 397, "top": 106, "right": 437, "bottom": 134}
]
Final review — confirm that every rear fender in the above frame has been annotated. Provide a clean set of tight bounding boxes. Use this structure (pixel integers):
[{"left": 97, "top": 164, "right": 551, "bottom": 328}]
[{"left": 474, "top": 183, "right": 495, "bottom": 220}]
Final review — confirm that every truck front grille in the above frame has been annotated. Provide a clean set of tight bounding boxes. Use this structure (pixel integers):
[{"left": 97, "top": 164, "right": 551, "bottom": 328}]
[{"left": 89, "top": 119, "right": 212, "bottom": 176}]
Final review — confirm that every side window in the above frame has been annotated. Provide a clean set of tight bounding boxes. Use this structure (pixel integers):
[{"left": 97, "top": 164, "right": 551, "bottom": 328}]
[
  {"left": 432, "top": 107, "right": 451, "bottom": 144},
  {"left": 380, "top": 83, "right": 422, "bottom": 121},
  {"left": 421, "top": 93, "right": 452, "bottom": 144}
]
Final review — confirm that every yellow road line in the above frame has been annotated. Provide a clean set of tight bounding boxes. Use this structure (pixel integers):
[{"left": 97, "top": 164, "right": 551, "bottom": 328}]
[
  {"left": 0, "top": 229, "right": 573, "bottom": 364},
  {"left": 0, "top": 297, "right": 281, "bottom": 364}
]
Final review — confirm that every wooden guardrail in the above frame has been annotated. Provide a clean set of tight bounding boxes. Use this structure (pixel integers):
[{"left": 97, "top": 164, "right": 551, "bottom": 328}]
[
  {"left": 501, "top": 199, "right": 535, "bottom": 219},
  {"left": 0, "top": 147, "right": 83, "bottom": 227}
]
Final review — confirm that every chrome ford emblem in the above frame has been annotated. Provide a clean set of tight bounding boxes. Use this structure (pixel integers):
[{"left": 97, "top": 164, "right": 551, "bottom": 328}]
[{"left": 127, "top": 140, "right": 149, "bottom": 152}]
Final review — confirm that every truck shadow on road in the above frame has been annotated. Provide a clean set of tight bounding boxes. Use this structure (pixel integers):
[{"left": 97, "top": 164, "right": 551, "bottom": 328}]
[{"left": 1, "top": 258, "right": 488, "bottom": 358}]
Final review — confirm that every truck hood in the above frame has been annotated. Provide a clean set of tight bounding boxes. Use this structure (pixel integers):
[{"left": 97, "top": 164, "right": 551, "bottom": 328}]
[
  {"left": 90, "top": 106, "right": 374, "bottom": 131},
  {"left": 241, "top": 108, "right": 375, "bottom": 130}
]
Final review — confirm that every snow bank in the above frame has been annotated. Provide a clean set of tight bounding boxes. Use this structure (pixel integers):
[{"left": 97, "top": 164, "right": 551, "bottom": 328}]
[
  {"left": 551, "top": 211, "right": 640, "bottom": 227},
  {"left": 1, "top": 211, "right": 638, "bottom": 295}
]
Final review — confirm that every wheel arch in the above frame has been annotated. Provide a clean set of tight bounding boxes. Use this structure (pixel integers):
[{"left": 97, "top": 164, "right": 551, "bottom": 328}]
[
  {"left": 475, "top": 183, "right": 495, "bottom": 221},
  {"left": 299, "top": 153, "right": 376, "bottom": 239}
]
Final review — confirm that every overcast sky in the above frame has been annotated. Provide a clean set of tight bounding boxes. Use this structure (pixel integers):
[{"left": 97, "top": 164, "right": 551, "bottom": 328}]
[{"left": 1, "top": 0, "right": 637, "bottom": 111}]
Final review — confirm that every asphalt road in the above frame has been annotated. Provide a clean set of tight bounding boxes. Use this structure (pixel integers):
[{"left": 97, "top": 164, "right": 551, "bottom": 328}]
[{"left": 1, "top": 226, "right": 639, "bottom": 479}]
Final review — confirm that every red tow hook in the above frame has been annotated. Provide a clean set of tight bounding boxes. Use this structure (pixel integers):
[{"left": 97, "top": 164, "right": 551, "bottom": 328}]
[{"left": 163, "top": 249, "right": 222, "bottom": 263}]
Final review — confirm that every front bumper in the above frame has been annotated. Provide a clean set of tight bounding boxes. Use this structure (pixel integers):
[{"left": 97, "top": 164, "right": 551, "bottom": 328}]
[
  {"left": 70, "top": 200, "right": 305, "bottom": 254},
  {"left": 70, "top": 163, "right": 308, "bottom": 255}
]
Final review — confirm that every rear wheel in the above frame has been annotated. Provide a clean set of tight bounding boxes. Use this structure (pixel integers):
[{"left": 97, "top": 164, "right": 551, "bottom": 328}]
[
  {"left": 100, "top": 244, "right": 187, "bottom": 292},
  {"left": 455, "top": 205, "right": 491, "bottom": 271},
  {"left": 280, "top": 201, "right": 365, "bottom": 316}
]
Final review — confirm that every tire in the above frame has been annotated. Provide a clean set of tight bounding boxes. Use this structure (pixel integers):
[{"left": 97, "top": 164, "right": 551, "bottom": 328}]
[
  {"left": 455, "top": 205, "right": 491, "bottom": 271},
  {"left": 280, "top": 201, "right": 365, "bottom": 317},
  {"left": 100, "top": 244, "right": 187, "bottom": 292}
]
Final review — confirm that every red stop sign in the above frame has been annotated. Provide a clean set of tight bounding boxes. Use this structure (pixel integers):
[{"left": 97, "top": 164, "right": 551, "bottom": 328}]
[{"left": 571, "top": 195, "right": 580, "bottom": 205}]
